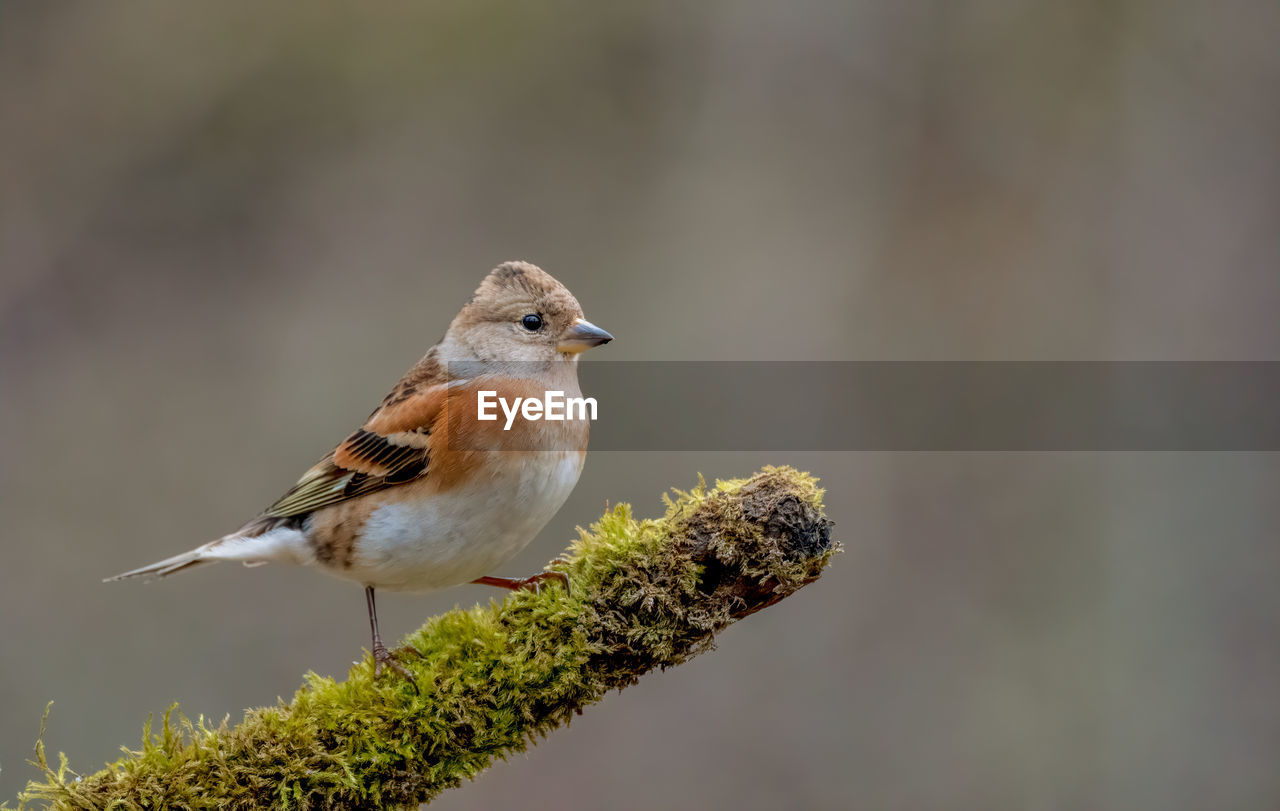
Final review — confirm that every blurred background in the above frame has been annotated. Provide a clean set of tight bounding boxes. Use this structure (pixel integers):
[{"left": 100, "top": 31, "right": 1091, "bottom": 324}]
[{"left": 2, "top": 2, "right": 1279, "bottom": 808}]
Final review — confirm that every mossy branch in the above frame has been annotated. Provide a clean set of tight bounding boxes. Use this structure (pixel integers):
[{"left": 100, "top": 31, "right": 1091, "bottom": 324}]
[{"left": 13, "top": 467, "right": 837, "bottom": 810}]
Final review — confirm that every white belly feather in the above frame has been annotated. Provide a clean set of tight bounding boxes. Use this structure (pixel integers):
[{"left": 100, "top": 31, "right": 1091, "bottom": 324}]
[{"left": 343, "top": 451, "right": 584, "bottom": 591}]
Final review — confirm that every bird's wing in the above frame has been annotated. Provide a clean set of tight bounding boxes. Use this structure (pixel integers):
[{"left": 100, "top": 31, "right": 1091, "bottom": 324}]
[{"left": 262, "top": 385, "right": 446, "bottom": 519}]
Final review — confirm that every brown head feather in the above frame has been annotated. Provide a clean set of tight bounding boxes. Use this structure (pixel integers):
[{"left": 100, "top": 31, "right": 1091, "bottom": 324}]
[{"left": 443, "top": 261, "right": 586, "bottom": 363}]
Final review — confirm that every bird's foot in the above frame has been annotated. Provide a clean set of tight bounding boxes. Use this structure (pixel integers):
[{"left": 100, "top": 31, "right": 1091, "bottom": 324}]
[
  {"left": 372, "top": 641, "right": 421, "bottom": 688},
  {"left": 472, "top": 568, "right": 570, "bottom": 595},
  {"left": 517, "top": 570, "right": 570, "bottom": 595}
]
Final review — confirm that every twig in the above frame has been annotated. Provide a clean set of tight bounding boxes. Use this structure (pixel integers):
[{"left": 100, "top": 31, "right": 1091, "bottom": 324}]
[{"left": 12, "top": 466, "right": 836, "bottom": 810}]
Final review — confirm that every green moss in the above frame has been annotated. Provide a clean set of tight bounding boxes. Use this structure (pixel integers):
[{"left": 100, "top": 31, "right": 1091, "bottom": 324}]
[{"left": 11, "top": 466, "right": 836, "bottom": 810}]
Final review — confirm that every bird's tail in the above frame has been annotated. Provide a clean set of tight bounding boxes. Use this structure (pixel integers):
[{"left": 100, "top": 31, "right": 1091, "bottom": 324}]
[
  {"left": 104, "top": 527, "right": 309, "bottom": 583},
  {"left": 104, "top": 542, "right": 220, "bottom": 582}
]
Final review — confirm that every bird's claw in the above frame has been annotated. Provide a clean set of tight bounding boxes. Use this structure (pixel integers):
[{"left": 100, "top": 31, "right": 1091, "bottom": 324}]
[
  {"left": 516, "top": 570, "right": 570, "bottom": 595},
  {"left": 372, "top": 642, "right": 420, "bottom": 690}
]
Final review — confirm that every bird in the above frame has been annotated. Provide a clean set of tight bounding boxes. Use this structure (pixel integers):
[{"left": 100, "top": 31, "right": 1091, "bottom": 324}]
[{"left": 107, "top": 261, "right": 613, "bottom": 682}]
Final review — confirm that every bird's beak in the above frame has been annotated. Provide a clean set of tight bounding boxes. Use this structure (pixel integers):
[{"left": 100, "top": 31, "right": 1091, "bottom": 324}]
[{"left": 558, "top": 318, "right": 614, "bottom": 354}]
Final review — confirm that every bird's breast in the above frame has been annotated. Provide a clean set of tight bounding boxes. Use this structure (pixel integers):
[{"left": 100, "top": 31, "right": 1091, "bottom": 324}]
[{"left": 335, "top": 448, "right": 586, "bottom": 591}]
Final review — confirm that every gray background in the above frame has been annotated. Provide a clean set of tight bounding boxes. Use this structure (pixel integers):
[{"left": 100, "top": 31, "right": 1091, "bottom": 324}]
[{"left": 2, "top": 2, "right": 1279, "bottom": 809}]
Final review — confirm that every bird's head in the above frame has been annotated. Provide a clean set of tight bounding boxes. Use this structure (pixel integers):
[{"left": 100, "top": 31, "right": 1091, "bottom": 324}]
[{"left": 447, "top": 261, "right": 613, "bottom": 364}]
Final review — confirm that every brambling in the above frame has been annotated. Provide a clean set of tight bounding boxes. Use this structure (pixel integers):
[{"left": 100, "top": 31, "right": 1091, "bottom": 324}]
[{"left": 108, "top": 261, "right": 613, "bottom": 681}]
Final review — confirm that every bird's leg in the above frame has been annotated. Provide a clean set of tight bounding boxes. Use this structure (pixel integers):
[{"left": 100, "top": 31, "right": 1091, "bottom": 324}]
[
  {"left": 472, "top": 566, "right": 570, "bottom": 595},
  {"left": 365, "top": 585, "right": 421, "bottom": 686}
]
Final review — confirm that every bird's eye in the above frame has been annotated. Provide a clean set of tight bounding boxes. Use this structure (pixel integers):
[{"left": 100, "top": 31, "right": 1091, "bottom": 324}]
[{"left": 521, "top": 314, "right": 543, "bottom": 331}]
